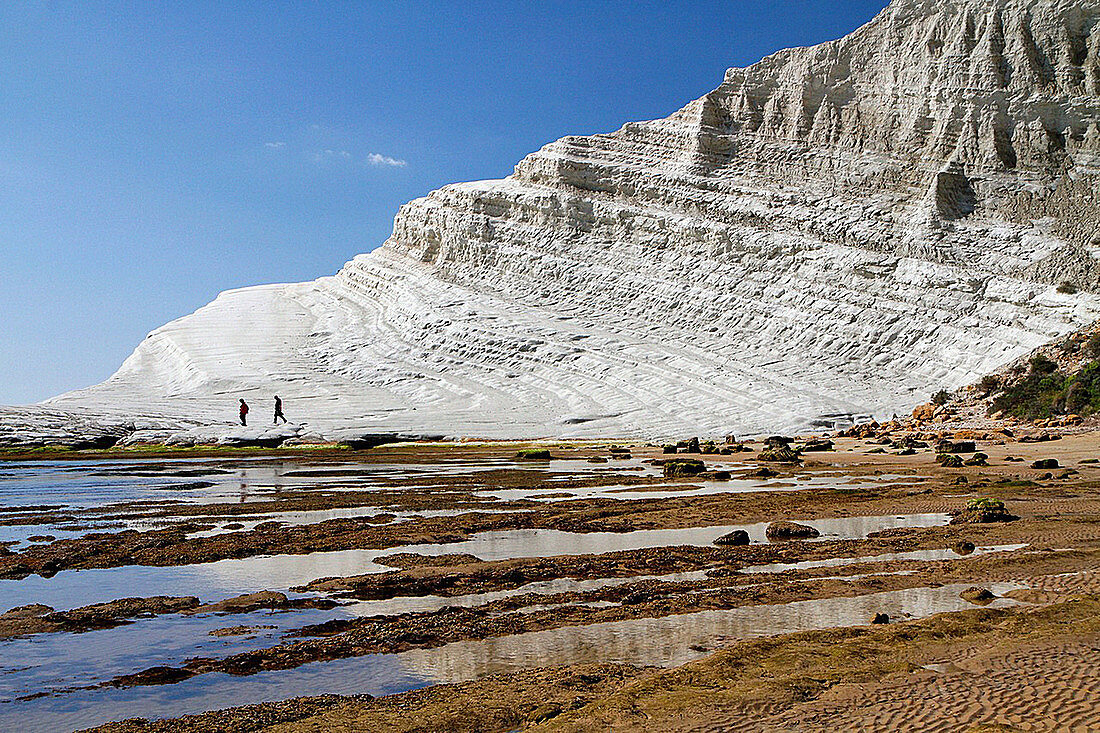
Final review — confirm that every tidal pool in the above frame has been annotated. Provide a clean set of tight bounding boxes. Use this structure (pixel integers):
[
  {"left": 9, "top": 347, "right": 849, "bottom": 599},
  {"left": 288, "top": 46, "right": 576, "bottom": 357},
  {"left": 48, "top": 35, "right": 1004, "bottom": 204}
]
[{"left": 0, "top": 582, "right": 1024, "bottom": 733}]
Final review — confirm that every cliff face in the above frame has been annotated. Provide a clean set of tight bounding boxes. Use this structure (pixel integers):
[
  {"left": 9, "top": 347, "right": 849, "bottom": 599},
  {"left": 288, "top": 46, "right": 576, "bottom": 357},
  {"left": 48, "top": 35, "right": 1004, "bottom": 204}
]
[{"left": 35, "top": 0, "right": 1100, "bottom": 441}]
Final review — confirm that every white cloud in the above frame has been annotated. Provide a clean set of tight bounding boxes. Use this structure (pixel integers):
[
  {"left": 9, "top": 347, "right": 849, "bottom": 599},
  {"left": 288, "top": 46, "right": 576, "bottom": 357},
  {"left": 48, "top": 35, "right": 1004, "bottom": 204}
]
[
  {"left": 324, "top": 149, "right": 351, "bottom": 158},
  {"left": 264, "top": 141, "right": 286, "bottom": 148},
  {"left": 367, "top": 152, "right": 407, "bottom": 168}
]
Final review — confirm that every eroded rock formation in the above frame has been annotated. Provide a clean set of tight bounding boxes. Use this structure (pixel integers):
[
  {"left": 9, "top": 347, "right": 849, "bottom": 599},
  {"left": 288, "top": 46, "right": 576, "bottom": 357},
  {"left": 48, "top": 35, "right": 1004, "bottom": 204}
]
[{"left": 9, "top": 0, "right": 1100, "bottom": 444}]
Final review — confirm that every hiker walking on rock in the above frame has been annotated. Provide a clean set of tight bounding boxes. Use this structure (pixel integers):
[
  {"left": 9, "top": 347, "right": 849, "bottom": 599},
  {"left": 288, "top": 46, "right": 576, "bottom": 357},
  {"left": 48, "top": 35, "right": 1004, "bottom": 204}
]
[
  {"left": 239, "top": 399, "right": 249, "bottom": 426},
  {"left": 273, "top": 395, "right": 287, "bottom": 424}
]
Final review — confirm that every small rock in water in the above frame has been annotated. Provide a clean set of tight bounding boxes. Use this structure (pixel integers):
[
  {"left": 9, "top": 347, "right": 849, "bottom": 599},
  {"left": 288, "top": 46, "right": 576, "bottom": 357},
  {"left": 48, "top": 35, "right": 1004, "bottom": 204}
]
[
  {"left": 750, "top": 467, "right": 779, "bottom": 478},
  {"left": 713, "top": 529, "right": 750, "bottom": 546},
  {"left": 765, "top": 521, "right": 820, "bottom": 540},
  {"left": 871, "top": 613, "right": 890, "bottom": 624},
  {"left": 952, "top": 540, "right": 976, "bottom": 555},
  {"left": 959, "top": 587, "right": 997, "bottom": 605}
]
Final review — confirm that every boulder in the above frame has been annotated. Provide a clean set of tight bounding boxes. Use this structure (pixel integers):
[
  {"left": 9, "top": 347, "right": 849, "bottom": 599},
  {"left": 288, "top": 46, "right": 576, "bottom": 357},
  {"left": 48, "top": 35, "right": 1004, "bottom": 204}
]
[
  {"left": 936, "top": 440, "right": 976, "bottom": 454},
  {"left": 952, "top": 540, "right": 976, "bottom": 555},
  {"left": 964, "top": 452, "right": 988, "bottom": 466},
  {"left": 750, "top": 467, "right": 779, "bottom": 478},
  {"left": 871, "top": 613, "right": 890, "bottom": 624},
  {"left": 911, "top": 403, "right": 936, "bottom": 421},
  {"left": 713, "top": 529, "right": 750, "bottom": 546},
  {"left": 1031, "top": 458, "right": 1059, "bottom": 469},
  {"left": 663, "top": 459, "right": 706, "bottom": 478},
  {"left": 936, "top": 454, "right": 964, "bottom": 468},
  {"left": 959, "top": 587, "right": 996, "bottom": 605},
  {"left": 950, "top": 498, "right": 1018, "bottom": 524},
  {"left": 801, "top": 439, "right": 834, "bottom": 452},
  {"left": 676, "top": 437, "right": 702, "bottom": 454},
  {"left": 759, "top": 445, "right": 802, "bottom": 463},
  {"left": 765, "top": 521, "right": 820, "bottom": 540}
]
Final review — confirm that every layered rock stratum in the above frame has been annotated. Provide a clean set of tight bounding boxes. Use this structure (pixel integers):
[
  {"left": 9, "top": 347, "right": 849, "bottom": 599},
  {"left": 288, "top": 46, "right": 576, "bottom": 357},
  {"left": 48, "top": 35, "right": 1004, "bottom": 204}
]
[{"left": 5, "top": 0, "right": 1100, "bottom": 445}]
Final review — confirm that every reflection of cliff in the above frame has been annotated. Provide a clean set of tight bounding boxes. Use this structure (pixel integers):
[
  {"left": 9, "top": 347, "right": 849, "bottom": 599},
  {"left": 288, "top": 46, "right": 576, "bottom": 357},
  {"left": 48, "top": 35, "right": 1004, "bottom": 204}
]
[
  {"left": 396, "top": 584, "right": 1021, "bottom": 682},
  {"left": 35, "top": 0, "right": 1100, "bottom": 441}
]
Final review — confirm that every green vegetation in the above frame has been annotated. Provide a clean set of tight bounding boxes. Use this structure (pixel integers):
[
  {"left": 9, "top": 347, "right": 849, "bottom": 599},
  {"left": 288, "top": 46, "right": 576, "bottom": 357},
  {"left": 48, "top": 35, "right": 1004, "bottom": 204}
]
[
  {"left": 966, "top": 497, "right": 1005, "bottom": 512},
  {"left": 965, "top": 452, "right": 988, "bottom": 466},
  {"left": 989, "top": 353, "right": 1100, "bottom": 419},
  {"left": 515, "top": 449, "right": 553, "bottom": 460},
  {"left": 931, "top": 389, "right": 951, "bottom": 405}
]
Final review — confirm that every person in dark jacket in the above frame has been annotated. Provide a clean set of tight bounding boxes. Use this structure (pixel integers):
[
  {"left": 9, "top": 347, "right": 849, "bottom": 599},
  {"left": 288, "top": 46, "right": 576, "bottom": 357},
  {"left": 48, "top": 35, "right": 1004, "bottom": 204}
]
[
  {"left": 239, "top": 399, "right": 249, "bottom": 426},
  {"left": 273, "top": 396, "right": 287, "bottom": 424}
]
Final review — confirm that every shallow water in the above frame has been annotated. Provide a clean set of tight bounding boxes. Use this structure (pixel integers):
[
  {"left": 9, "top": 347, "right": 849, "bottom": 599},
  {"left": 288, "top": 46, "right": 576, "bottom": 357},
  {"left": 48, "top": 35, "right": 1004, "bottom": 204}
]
[
  {"left": 398, "top": 582, "right": 1025, "bottom": 680},
  {"left": 0, "top": 582, "right": 1023, "bottom": 733},
  {"left": 0, "top": 513, "right": 951, "bottom": 611},
  {"left": 740, "top": 543, "right": 1030, "bottom": 574},
  {"left": 0, "top": 457, "right": 1003, "bottom": 733},
  {"left": 482, "top": 468, "right": 920, "bottom": 503},
  {"left": 0, "top": 606, "right": 335, "bottom": 702}
]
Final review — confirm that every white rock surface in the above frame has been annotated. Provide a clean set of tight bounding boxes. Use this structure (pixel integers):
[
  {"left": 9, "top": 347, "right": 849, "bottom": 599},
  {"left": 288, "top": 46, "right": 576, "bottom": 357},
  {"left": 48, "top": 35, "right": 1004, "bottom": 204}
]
[{"left": 6, "top": 0, "right": 1100, "bottom": 445}]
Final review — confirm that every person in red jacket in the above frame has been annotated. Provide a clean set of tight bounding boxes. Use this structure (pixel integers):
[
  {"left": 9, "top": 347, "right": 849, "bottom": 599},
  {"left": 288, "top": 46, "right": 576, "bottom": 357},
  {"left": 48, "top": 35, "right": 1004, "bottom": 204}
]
[{"left": 239, "top": 399, "right": 249, "bottom": 426}]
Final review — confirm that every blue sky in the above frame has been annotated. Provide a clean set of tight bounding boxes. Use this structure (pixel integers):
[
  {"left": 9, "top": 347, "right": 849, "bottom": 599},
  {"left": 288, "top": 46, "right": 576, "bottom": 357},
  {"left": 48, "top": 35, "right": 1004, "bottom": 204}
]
[{"left": 0, "top": 1, "right": 889, "bottom": 404}]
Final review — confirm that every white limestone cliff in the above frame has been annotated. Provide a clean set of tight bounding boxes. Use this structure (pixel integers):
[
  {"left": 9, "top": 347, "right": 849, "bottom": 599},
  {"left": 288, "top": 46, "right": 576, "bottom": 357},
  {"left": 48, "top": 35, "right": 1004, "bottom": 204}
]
[{"left": 7, "top": 0, "right": 1100, "bottom": 445}]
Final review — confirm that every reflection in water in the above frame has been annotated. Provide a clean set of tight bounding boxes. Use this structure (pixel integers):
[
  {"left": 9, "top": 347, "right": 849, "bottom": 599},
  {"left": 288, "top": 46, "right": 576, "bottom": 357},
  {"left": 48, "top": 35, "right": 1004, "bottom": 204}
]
[
  {"left": 0, "top": 654, "right": 430, "bottom": 733},
  {"left": 0, "top": 583, "right": 1023, "bottom": 733},
  {"left": 397, "top": 582, "right": 1024, "bottom": 682},
  {"left": 0, "top": 514, "right": 951, "bottom": 611},
  {"left": 0, "top": 459, "right": 997, "bottom": 733},
  {"left": 0, "top": 607, "right": 335, "bottom": 702},
  {"left": 741, "top": 544, "right": 1030, "bottom": 574},
  {"left": 341, "top": 570, "right": 713, "bottom": 618},
  {"left": 396, "top": 513, "right": 952, "bottom": 562}
]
